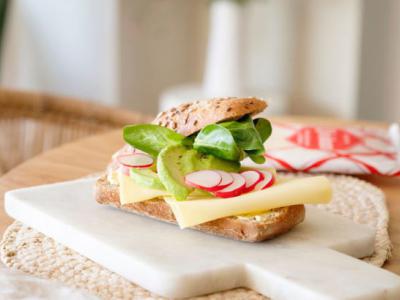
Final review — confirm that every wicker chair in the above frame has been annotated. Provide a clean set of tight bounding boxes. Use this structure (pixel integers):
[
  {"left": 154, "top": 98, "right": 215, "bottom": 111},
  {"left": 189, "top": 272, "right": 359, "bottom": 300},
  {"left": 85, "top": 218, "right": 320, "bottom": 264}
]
[{"left": 0, "top": 89, "right": 152, "bottom": 175}]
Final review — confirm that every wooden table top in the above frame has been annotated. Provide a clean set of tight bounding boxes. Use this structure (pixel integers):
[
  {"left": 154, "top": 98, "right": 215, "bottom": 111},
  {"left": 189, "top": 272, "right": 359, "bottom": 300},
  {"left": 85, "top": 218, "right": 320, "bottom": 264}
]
[{"left": 0, "top": 117, "right": 399, "bottom": 276}]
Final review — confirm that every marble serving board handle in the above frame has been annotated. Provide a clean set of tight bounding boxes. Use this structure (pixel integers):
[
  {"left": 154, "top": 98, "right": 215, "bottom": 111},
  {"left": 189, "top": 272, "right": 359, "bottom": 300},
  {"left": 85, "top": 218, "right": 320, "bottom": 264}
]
[{"left": 5, "top": 178, "right": 400, "bottom": 299}]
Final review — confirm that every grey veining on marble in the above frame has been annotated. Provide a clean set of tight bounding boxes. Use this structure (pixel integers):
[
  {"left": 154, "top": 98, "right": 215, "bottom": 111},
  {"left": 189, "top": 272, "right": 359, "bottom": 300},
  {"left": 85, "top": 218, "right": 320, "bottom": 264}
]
[{"left": 5, "top": 178, "right": 400, "bottom": 299}]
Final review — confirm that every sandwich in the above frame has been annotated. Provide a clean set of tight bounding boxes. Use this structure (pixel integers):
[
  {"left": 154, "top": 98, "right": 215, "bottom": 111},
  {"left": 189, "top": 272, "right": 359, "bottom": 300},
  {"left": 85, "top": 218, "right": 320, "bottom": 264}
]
[{"left": 95, "top": 97, "right": 332, "bottom": 242}]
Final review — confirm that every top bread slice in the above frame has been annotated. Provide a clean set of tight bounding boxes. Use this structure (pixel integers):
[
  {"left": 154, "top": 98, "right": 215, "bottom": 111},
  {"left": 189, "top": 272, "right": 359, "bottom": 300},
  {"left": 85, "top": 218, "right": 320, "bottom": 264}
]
[{"left": 152, "top": 97, "right": 267, "bottom": 136}]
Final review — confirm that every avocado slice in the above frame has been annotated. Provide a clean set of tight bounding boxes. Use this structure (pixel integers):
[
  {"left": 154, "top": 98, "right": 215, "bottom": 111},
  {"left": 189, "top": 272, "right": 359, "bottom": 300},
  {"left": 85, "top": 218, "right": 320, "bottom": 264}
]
[
  {"left": 130, "top": 168, "right": 166, "bottom": 191},
  {"left": 157, "top": 145, "right": 240, "bottom": 201},
  {"left": 193, "top": 151, "right": 240, "bottom": 172},
  {"left": 157, "top": 145, "right": 194, "bottom": 201}
]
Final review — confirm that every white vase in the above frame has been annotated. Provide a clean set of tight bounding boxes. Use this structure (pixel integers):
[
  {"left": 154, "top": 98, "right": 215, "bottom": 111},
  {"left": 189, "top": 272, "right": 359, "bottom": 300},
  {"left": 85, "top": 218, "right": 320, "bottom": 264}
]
[{"left": 203, "top": 0, "right": 244, "bottom": 98}]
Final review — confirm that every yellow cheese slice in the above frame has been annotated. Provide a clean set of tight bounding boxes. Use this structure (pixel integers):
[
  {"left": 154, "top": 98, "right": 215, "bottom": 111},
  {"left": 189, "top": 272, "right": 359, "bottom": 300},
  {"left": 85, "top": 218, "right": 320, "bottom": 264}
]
[
  {"left": 107, "top": 171, "right": 119, "bottom": 185},
  {"left": 116, "top": 172, "right": 214, "bottom": 204},
  {"left": 165, "top": 176, "right": 332, "bottom": 228},
  {"left": 118, "top": 172, "right": 169, "bottom": 204}
]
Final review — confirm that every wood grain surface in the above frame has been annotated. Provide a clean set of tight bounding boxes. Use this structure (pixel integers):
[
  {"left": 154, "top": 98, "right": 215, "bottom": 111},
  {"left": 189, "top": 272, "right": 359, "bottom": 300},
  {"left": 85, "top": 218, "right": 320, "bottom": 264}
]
[{"left": 0, "top": 117, "right": 399, "bottom": 275}]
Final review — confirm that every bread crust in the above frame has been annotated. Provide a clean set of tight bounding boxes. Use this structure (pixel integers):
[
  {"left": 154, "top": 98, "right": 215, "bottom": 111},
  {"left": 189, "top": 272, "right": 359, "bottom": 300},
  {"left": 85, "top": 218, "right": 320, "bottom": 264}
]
[
  {"left": 152, "top": 97, "right": 267, "bottom": 136},
  {"left": 95, "top": 176, "right": 305, "bottom": 242}
]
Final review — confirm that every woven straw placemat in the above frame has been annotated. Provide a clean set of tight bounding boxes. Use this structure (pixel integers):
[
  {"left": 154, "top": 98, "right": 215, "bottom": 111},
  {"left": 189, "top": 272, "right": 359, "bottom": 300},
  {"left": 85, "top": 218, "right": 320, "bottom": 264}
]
[{"left": 0, "top": 174, "right": 391, "bottom": 300}]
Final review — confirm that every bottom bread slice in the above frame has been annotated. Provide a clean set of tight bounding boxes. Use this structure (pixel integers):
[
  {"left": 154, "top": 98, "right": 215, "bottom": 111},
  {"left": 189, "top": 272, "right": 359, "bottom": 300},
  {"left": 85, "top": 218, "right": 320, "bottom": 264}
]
[{"left": 95, "top": 175, "right": 305, "bottom": 242}]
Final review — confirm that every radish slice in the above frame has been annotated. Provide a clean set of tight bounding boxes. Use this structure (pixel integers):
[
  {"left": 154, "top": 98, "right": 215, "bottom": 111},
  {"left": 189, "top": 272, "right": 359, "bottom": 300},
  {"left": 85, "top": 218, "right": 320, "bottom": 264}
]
[
  {"left": 116, "top": 153, "right": 153, "bottom": 168},
  {"left": 185, "top": 170, "right": 222, "bottom": 190},
  {"left": 213, "top": 171, "right": 234, "bottom": 190},
  {"left": 214, "top": 173, "right": 246, "bottom": 198},
  {"left": 197, "top": 171, "right": 233, "bottom": 192},
  {"left": 253, "top": 170, "right": 275, "bottom": 191},
  {"left": 241, "top": 170, "right": 264, "bottom": 192}
]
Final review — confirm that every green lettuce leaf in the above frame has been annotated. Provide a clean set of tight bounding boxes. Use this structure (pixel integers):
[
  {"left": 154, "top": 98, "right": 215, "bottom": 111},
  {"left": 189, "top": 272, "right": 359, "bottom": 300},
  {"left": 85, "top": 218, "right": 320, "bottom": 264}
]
[
  {"left": 247, "top": 152, "right": 266, "bottom": 164},
  {"left": 192, "top": 115, "right": 271, "bottom": 164},
  {"left": 193, "top": 124, "right": 240, "bottom": 161},
  {"left": 253, "top": 118, "right": 272, "bottom": 143},
  {"left": 123, "top": 124, "right": 185, "bottom": 157},
  {"left": 219, "top": 115, "right": 264, "bottom": 151}
]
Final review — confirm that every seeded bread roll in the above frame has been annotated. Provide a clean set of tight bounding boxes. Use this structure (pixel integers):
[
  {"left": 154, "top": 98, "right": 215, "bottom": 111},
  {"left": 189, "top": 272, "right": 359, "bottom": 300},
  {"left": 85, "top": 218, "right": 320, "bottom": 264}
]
[
  {"left": 95, "top": 176, "right": 305, "bottom": 242},
  {"left": 152, "top": 97, "right": 267, "bottom": 136},
  {"left": 96, "top": 97, "right": 306, "bottom": 242}
]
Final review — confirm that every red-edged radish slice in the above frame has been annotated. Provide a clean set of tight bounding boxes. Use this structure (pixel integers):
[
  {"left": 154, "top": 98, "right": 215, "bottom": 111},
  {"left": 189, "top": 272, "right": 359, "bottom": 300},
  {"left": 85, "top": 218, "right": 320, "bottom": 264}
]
[
  {"left": 214, "top": 173, "right": 246, "bottom": 198},
  {"left": 116, "top": 153, "right": 153, "bottom": 168},
  {"left": 197, "top": 171, "right": 233, "bottom": 192},
  {"left": 240, "top": 170, "right": 264, "bottom": 192},
  {"left": 185, "top": 170, "right": 222, "bottom": 190},
  {"left": 190, "top": 170, "right": 233, "bottom": 192},
  {"left": 254, "top": 170, "right": 275, "bottom": 191},
  {"left": 212, "top": 171, "right": 234, "bottom": 191}
]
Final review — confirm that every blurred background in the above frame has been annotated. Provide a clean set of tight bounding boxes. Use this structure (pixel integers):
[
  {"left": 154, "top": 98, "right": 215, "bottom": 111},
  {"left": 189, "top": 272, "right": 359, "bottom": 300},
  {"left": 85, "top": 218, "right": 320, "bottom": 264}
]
[{"left": 0, "top": 0, "right": 399, "bottom": 121}]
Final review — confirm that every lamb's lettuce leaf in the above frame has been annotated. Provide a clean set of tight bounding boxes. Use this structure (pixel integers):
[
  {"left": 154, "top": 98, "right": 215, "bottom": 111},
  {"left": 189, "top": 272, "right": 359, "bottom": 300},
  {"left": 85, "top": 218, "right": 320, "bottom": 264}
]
[
  {"left": 123, "top": 124, "right": 185, "bottom": 157},
  {"left": 253, "top": 118, "right": 272, "bottom": 143},
  {"left": 246, "top": 118, "right": 272, "bottom": 163},
  {"left": 247, "top": 152, "right": 266, "bottom": 164},
  {"left": 192, "top": 115, "right": 271, "bottom": 163},
  {"left": 193, "top": 124, "right": 240, "bottom": 161},
  {"left": 219, "top": 115, "right": 264, "bottom": 151}
]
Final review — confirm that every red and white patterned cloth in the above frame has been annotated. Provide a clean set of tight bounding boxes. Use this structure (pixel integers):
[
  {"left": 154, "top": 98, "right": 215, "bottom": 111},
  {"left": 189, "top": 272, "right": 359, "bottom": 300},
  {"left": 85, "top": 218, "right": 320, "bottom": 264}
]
[{"left": 262, "top": 122, "right": 400, "bottom": 176}]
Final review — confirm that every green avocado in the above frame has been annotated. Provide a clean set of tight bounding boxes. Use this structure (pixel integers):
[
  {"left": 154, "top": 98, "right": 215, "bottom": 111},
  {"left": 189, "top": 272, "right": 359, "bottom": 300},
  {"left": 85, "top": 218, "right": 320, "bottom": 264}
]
[
  {"left": 130, "top": 168, "right": 166, "bottom": 191},
  {"left": 193, "top": 151, "right": 240, "bottom": 172},
  {"left": 157, "top": 145, "right": 194, "bottom": 201},
  {"left": 157, "top": 145, "right": 240, "bottom": 201}
]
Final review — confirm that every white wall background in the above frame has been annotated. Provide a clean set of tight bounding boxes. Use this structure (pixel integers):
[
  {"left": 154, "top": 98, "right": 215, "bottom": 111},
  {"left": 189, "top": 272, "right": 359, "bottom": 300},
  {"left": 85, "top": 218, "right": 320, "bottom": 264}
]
[
  {"left": 0, "top": 0, "right": 119, "bottom": 105},
  {"left": 290, "top": 0, "right": 362, "bottom": 118},
  {"left": 118, "top": 0, "right": 207, "bottom": 114},
  {"left": 357, "top": 0, "right": 400, "bottom": 122},
  {"left": 0, "top": 0, "right": 398, "bottom": 121}
]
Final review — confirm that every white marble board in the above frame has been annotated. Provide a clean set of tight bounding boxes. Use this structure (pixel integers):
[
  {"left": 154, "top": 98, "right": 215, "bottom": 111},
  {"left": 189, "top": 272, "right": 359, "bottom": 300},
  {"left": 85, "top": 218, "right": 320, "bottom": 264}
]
[{"left": 5, "top": 178, "right": 400, "bottom": 299}]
